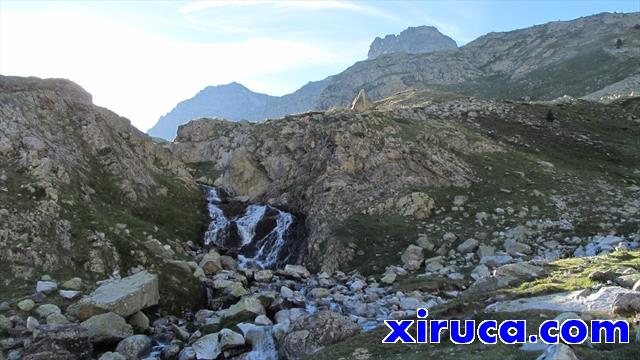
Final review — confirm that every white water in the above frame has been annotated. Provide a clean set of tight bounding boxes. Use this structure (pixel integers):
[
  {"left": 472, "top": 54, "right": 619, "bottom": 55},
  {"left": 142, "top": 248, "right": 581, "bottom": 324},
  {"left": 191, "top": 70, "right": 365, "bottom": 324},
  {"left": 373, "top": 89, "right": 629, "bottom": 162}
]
[
  {"left": 203, "top": 186, "right": 295, "bottom": 268},
  {"left": 236, "top": 205, "right": 267, "bottom": 246},
  {"left": 237, "top": 323, "right": 278, "bottom": 360}
]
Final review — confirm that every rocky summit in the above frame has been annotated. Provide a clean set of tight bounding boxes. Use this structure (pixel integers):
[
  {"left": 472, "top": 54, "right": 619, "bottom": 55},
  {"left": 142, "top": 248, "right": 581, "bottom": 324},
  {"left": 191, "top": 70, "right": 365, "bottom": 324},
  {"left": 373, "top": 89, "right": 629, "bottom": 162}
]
[
  {"left": 2, "top": 9, "right": 640, "bottom": 360},
  {"left": 367, "top": 25, "right": 458, "bottom": 59}
]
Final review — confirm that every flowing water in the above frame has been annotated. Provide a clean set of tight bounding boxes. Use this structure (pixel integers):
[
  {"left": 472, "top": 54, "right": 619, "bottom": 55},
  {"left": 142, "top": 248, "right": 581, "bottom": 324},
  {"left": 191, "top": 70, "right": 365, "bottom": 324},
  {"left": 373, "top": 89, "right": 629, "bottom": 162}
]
[
  {"left": 202, "top": 186, "right": 300, "bottom": 269},
  {"left": 199, "top": 186, "right": 420, "bottom": 358}
]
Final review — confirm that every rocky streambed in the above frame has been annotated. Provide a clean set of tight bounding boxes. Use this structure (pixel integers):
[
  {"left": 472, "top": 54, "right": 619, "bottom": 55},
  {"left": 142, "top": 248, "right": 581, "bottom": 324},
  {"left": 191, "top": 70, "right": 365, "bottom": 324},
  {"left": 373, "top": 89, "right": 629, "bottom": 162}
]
[{"left": 0, "top": 187, "right": 446, "bottom": 360}]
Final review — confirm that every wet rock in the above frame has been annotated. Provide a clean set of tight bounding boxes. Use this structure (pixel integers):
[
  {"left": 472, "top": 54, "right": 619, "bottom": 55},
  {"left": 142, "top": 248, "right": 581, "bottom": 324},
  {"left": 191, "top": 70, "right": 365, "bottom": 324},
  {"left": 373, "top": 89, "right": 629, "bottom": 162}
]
[
  {"left": 282, "top": 265, "right": 310, "bottom": 279},
  {"left": 254, "top": 315, "right": 272, "bottom": 326},
  {"left": 192, "top": 333, "right": 220, "bottom": 360},
  {"left": 81, "top": 312, "right": 133, "bottom": 344},
  {"left": 24, "top": 324, "right": 92, "bottom": 360},
  {"left": 218, "top": 328, "right": 245, "bottom": 350},
  {"left": 401, "top": 244, "right": 424, "bottom": 271},
  {"left": 220, "top": 255, "right": 238, "bottom": 271},
  {"left": 222, "top": 297, "right": 266, "bottom": 324},
  {"left": 161, "top": 343, "right": 181, "bottom": 360},
  {"left": 280, "top": 286, "right": 294, "bottom": 299},
  {"left": 69, "top": 271, "right": 159, "bottom": 320},
  {"left": 115, "top": 335, "right": 153, "bottom": 360},
  {"left": 200, "top": 251, "right": 222, "bottom": 274},
  {"left": 177, "top": 347, "right": 196, "bottom": 360}
]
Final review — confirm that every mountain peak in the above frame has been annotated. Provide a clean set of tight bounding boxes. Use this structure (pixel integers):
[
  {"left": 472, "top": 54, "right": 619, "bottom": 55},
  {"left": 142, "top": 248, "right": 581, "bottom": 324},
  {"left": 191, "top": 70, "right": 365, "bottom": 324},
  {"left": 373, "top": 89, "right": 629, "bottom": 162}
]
[{"left": 367, "top": 25, "right": 458, "bottom": 59}]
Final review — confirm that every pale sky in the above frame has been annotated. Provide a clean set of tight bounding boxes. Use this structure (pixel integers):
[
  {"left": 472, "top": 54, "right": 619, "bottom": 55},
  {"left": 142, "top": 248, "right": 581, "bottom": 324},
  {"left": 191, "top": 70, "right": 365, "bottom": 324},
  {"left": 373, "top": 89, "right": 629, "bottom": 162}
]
[{"left": 1, "top": 0, "right": 638, "bottom": 132}]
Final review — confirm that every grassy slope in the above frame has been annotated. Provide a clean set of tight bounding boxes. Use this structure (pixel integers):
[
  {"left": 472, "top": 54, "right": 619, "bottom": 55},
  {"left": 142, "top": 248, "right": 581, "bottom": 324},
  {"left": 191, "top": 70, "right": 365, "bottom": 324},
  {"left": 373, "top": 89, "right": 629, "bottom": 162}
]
[
  {"left": 331, "top": 98, "right": 639, "bottom": 275},
  {"left": 311, "top": 251, "right": 640, "bottom": 360}
]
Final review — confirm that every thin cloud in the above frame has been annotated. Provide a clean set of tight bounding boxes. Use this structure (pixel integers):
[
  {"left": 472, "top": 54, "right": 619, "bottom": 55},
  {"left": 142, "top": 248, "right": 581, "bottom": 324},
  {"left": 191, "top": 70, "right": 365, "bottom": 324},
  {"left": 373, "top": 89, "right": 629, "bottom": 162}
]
[{"left": 180, "top": 0, "right": 402, "bottom": 21}]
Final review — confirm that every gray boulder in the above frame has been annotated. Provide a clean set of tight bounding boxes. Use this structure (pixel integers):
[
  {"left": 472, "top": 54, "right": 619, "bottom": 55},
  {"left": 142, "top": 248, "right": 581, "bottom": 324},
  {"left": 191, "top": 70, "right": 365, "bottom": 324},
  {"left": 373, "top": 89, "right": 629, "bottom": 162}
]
[
  {"left": 69, "top": 271, "right": 159, "bottom": 320},
  {"left": 115, "top": 335, "right": 153, "bottom": 360},
  {"left": 81, "top": 312, "right": 133, "bottom": 344}
]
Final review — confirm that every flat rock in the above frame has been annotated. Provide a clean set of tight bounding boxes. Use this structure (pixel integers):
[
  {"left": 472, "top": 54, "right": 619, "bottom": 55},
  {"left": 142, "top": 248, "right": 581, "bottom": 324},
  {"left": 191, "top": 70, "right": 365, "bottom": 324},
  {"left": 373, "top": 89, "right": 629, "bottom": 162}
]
[
  {"left": 486, "top": 286, "right": 640, "bottom": 315},
  {"left": 70, "top": 271, "right": 159, "bottom": 320}
]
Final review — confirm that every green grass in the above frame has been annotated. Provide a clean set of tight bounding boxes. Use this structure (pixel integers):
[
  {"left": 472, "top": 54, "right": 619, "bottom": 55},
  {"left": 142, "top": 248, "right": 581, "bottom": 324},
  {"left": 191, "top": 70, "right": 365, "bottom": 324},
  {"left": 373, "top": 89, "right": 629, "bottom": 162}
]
[{"left": 313, "top": 251, "right": 640, "bottom": 359}]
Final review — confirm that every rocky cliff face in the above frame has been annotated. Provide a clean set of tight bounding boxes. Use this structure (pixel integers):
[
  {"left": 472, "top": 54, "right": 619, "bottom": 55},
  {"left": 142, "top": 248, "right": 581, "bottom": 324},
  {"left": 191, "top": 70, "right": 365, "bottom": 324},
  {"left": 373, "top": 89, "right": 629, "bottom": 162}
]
[
  {"left": 317, "top": 12, "right": 640, "bottom": 109},
  {"left": 0, "top": 76, "right": 202, "bottom": 308},
  {"left": 169, "top": 98, "right": 504, "bottom": 272},
  {"left": 170, "top": 88, "right": 640, "bottom": 273},
  {"left": 148, "top": 78, "right": 331, "bottom": 140},
  {"left": 367, "top": 25, "right": 457, "bottom": 59}
]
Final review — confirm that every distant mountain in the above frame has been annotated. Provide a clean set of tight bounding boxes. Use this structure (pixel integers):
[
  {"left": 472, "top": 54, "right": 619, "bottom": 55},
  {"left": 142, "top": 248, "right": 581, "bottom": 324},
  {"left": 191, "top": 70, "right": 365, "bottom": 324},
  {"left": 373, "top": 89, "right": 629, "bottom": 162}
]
[
  {"left": 147, "top": 78, "right": 331, "bottom": 140},
  {"left": 317, "top": 12, "right": 640, "bottom": 109},
  {"left": 367, "top": 25, "right": 457, "bottom": 59},
  {"left": 149, "top": 12, "right": 639, "bottom": 140}
]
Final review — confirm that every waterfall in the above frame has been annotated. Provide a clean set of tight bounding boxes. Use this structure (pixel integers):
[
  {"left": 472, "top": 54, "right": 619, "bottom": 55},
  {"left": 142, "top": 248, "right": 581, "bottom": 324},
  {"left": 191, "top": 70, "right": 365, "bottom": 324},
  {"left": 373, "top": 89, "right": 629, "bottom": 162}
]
[
  {"left": 237, "top": 324, "right": 278, "bottom": 360},
  {"left": 236, "top": 205, "right": 267, "bottom": 246},
  {"left": 202, "top": 186, "right": 300, "bottom": 269}
]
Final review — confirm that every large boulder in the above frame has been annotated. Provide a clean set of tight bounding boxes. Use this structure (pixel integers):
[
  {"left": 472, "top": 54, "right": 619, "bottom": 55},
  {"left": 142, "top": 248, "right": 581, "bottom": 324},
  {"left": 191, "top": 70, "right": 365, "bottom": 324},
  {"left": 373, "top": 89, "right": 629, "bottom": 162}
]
[
  {"left": 23, "top": 324, "right": 92, "bottom": 360},
  {"left": 280, "top": 310, "right": 361, "bottom": 359},
  {"left": 282, "top": 265, "right": 310, "bottom": 279},
  {"left": 115, "top": 335, "right": 153, "bottom": 360},
  {"left": 220, "top": 147, "right": 270, "bottom": 199},
  {"left": 68, "top": 271, "right": 159, "bottom": 321},
  {"left": 401, "top": 245, "right": 424, "bottom": 271},
  {"left": 192, "top": 333, "right": 220, "bottom": 360},
  {"left": 222, "top": 297, "right": 266, "bottom": 325},
  {"left": 81, "top": 312, "right": 133, "bottom": 344},
  {"left": 395, "top": 192, "right": 435, "bottom": 220}
]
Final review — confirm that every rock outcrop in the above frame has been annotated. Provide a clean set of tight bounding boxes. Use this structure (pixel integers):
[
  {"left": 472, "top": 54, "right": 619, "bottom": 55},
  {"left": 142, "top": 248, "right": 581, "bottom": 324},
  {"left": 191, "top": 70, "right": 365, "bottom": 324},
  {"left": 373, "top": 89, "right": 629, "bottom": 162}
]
[
  {"left": 367, "top": 25, "right": 457, "bottom": 59},
  {"left": 0, "top": 76, "right": 201, "bottom": 308}
]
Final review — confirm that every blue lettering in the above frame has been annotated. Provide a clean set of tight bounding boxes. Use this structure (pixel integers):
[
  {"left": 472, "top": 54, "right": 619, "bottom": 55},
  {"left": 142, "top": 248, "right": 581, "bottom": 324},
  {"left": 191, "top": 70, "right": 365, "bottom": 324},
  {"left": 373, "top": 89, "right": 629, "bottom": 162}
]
[{"left": 382, "top": 320, "right": 416, "bottom": 343}]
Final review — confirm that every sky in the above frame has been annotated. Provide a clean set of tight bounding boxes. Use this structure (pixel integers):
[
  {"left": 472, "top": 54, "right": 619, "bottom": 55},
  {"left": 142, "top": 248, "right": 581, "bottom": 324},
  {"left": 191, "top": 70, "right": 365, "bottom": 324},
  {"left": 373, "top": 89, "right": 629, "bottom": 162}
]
[{"left": 1, "top": 1, "right": 638, "bottom": 132}]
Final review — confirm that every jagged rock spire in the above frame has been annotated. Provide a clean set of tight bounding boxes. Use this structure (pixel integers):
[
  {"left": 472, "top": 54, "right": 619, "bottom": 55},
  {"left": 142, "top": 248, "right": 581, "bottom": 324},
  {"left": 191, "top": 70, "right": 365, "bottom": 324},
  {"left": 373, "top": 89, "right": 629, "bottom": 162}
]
[{"left": 350, "top": 89, "right": 374, "bottom": 112}]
